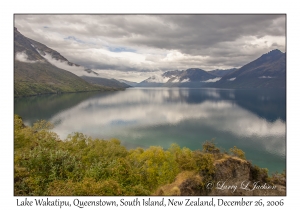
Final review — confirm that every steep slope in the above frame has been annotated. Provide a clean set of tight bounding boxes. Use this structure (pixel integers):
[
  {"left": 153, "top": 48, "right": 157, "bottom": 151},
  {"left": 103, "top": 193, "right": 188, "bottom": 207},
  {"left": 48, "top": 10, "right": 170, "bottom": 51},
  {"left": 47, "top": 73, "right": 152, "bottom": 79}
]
[
  {"left": 180, "top": 68, "right": 218, "bottom": 82},
  {"left": 14, "top": 28, "right": 44, "bottom": 62},
  {"left": 28, "top": 37, "right": 98, "bottom": 76},
  {"left": 138, "top": 50, "right": 286, "bottom": 89},
  {"left": 157, "top": 156, "right": 285, "bottom": 196},
  {"left": 27, "top": 32, "right": 129, "bottom": 88},
  {"left": 14, "top": 61, "right": 112, "bottom": 97},
  {"left": 208, "top": 68, "right": 237, "bottom": 77},
  {"left": 14, "top": 27, "right": 116, "bottom": 97},
  {"left": 212, "top": 50, "right": 286, "bottom": 88}
]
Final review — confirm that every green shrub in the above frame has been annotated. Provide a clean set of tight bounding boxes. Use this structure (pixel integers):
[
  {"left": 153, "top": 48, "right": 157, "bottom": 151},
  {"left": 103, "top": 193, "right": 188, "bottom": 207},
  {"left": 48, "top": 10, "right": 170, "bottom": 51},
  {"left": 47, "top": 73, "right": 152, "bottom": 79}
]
[
  {"left": 250, "top": 165, "right": 269, "bottom": 183},
  {"left": 48, "top": 178, "right": 123, "bottom": 196},
  {"left": 202, "top": 139, "right": 220, "bottom": 154},
  {"left": 193, "top": 151, "right": 215, "bottom": 177},
  {"left": 229, "top": 146, "right": 246, "bottom": 159},
  {"left": 14, "top": 115, "right": 279, "bottom": 196},
  {"left": 128, "top": 146, "right": 179, "bottom": 191}
]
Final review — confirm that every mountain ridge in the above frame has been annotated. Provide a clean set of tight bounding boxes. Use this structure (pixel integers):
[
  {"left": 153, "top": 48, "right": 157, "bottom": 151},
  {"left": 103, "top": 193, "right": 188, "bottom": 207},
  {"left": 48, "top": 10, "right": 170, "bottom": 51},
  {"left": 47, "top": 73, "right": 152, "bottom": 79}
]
[
  {"left": 137, "top": 68, "right": 219, "bottom": 87},
  {"left": 15, "top": 27, "right": 286, "bottom": 91},
  {"left": 14, "top": 27, "right": 122, "bottom": 97},
  {"left": 28, "top": 37, "right": 99, "bottom": 76},
  {"left": 208, "top": 68, "right": 237, "bottom": 77},
  {"left": 212, "top": 49, "right": 286, "bottom": 88},
  {"left": 136, "top": 49, "right": 286, "bottom": 89}
]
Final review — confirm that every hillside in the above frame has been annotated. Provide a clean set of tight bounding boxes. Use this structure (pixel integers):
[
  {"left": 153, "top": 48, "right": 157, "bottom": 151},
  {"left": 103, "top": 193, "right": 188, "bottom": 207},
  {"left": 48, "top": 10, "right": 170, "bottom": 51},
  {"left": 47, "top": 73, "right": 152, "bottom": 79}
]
[
  {"left": 14, "top": 27, "right": 121, "bottom": 97},
  {"left": 137, "top": 50, "right": 286, "bottom": 89},
  {"left": 208, "top": 68, "right": 237, "bottom": 77},
  {"left": 211, "top": 49, "right": 286, "bottom": 88},
  {"left": 81, "top": 76, "right": 130, "bottom": 89},
  {"left": 28, "top": 37, "right": 99, "bottom": 76},
  {"left": 14, "top": 60, "right": 115, "bottom": 97},
  {"left": 118, "top": 79, "right": 139, "bottom": 87}
]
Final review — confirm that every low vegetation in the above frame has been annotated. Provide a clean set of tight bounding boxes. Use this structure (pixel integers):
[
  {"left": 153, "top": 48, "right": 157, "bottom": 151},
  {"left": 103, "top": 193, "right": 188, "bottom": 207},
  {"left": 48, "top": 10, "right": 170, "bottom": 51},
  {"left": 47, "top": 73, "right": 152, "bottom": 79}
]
[
  {"left": 14, "top": 115, "right": 285, "bottom": 196},
  {"left": 14, "top": 61, "right": 120, "bottom": 97}
]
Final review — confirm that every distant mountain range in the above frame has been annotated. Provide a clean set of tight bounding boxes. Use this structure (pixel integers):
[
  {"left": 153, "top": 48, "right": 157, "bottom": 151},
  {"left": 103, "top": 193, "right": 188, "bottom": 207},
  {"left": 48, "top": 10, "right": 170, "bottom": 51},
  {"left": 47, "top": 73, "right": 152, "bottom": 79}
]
[
  {"left": 118, "top": 79, "right": 139, "bottom": 87},
  {"left": 14, "top": 26, "right": 286, "bottom": 97},
  {"left": 208, "top": 68, "right": 237, "bottom": 77},
  {"left": 81, "top": 76, "right": 130, "bottom": 89},
  {"left": 137, "top": 68, "right": 235, "bottom": 87},
  {"left": 14, "top": 27, "right": 129, "bottom": 97},
  {"left": 211, "top": 49, "right": 286, "bottom": 88},
  {"left": 136, "top": 50, "right": 286, "bottom": 89}
]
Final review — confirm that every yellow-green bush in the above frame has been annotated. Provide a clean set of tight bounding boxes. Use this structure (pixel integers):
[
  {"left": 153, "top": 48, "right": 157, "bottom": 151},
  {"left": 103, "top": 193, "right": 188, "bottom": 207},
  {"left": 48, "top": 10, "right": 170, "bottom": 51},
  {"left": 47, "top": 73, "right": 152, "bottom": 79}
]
[
  {"left": 14, "top": 115, "right": 281, "bottom": 196},
  {"left": 128, "top": 146, "right": 179, "bottom": 191},
  {"left": 48, "top": 178, "right": 123, "bottom": 196},
  {"left": 230, "top": 146, "right": 246, "bottom": 159}
]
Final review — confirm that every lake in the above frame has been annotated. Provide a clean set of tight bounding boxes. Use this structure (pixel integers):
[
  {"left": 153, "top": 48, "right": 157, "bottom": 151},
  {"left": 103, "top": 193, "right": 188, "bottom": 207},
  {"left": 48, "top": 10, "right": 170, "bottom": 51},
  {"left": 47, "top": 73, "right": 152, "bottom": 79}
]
[{"left": 14, "top": 87, "right": 286, "bottom": 174}]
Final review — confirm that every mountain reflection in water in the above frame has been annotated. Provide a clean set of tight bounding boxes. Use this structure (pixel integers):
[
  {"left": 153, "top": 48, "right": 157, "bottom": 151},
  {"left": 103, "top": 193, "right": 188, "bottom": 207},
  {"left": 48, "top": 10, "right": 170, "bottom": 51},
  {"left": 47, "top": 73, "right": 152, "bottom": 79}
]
[{"left": 14, "top": 88, "right": 286, "bottom": 174}]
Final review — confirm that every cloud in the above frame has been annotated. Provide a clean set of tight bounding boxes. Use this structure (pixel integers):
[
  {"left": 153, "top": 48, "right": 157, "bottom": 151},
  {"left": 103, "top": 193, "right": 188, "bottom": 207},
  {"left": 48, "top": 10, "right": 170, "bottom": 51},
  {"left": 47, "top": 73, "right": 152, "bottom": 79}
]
[
  {"left": 93, "top": 69, "right": 159, "bottom": 82},
  {"left": 204, "top": 77, "right": 221, "bottom": 83},
  {"left": 36, "top": 50, "right": 99, "bottom": 77},
  {"left": 15, "top": 51, "right": 37, "bottom": 63},
  {"left": 14, "top": 15, "right": 286, "bottom": 82},
  {"left": 181, "top": 78, "right": 190, "bottom": 83},
  {"left": 43, "top": 53, "right": 85, "bottom": 74},
  {"left": 144, "top": 74, "right": 170, "bottom": 83},
  {"left": 49, "top": 88, "right": 285, "bottom": 156}
]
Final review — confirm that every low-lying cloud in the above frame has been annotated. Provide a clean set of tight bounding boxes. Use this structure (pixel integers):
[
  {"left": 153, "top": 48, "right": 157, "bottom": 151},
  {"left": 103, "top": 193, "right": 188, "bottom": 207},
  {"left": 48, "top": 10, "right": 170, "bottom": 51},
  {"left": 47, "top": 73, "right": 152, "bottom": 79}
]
[
  {"left": 204, "top": 77, "right": 221, "bottom": 83},
  {"left": 94, "top": 69, "right": 162, "bottom": 82},
  {"left": 14, "top": 15, "right": 286, "bottom": 82},
  {"left": 41, "top": 52, "right": 92, "bottom": 77},
  {"left": 15, "top": 51, "right": 37, "bottom": 63}
]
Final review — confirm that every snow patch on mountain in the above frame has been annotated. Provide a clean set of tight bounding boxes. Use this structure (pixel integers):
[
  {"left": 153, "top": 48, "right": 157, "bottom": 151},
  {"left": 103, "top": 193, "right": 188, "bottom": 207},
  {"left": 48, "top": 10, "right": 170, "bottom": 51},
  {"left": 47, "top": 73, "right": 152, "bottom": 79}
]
[
  {"left": 228, "top": 77, "right": 236, "bottom": 81},
  {"left": 259, "top": 76, "right": 276, "bottom": 79}
]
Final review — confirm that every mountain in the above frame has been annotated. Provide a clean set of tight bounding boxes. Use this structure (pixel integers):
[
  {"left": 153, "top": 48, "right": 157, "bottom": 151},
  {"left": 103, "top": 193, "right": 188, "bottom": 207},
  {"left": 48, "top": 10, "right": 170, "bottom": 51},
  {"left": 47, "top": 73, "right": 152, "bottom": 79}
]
[
  {"left": 162, "top": 68, "right": 217, "bottom": 82},
  {"left": 26, "top": 30, "right": 129, "bottom": 89},
  {"left": 28, "top": 37, "right": 99, "bottom": 76},
  {"left": 118, "top": 79, "right": 138, "bottom": 87},
  {"left": 211, "top": 49, "right": 286, "bottom": 88},
  {"left": 81, "top": 76, "right": 130, "bottom": 88},
  {"left": 14, "top": 27, "right": 130, "bottom": 97},
  {"left": 208, "top": 68, "right": 237, "bottom": 77},
  {"left": 137, "top": 68, "right": 218, "bottom": 87},
  {"left": 14, "top": 27, "right": 119, "bottom": 97},
  {"left": 137, "top": 50, "right": 286, "bottom": 89}
]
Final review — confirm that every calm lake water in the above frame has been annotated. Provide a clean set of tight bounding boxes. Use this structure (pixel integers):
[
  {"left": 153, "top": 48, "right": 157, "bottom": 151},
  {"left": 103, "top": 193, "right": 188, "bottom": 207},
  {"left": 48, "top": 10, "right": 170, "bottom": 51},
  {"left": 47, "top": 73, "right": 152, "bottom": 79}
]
[{"left": 14, "top": 87, "right": 286, "bottom": 174}]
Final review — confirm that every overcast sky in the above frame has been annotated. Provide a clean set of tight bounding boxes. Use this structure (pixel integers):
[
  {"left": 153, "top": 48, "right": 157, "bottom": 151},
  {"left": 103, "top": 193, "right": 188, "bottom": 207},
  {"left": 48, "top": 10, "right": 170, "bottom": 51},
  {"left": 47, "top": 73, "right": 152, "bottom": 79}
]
[{"left": 14, "top": 14, "right": 286, "bottom": 82}]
